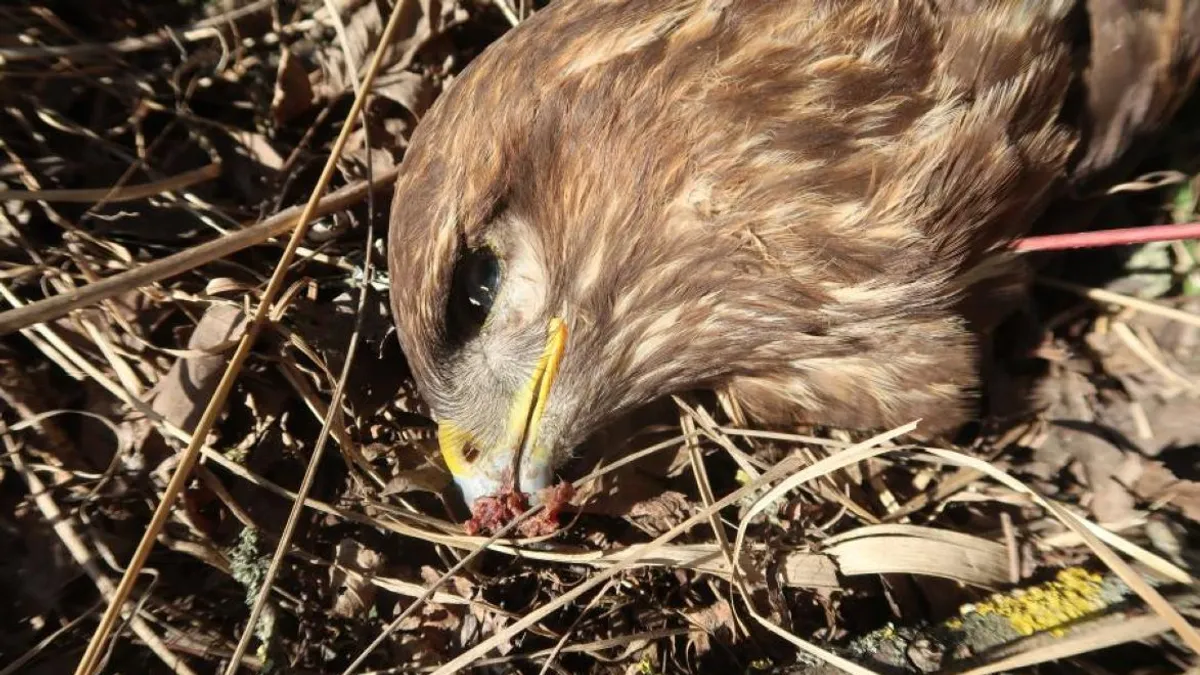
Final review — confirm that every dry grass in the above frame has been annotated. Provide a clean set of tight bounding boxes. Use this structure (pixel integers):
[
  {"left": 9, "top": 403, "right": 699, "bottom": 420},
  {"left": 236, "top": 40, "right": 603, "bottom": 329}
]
[{"left": 2, "top": 1, "right": 1200, "bottom": 674}]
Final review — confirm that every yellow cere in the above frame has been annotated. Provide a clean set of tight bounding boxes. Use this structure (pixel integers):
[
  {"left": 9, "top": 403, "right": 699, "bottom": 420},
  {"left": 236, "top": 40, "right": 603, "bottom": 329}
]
[
  {"left": 963, "top": 568, "right": 1108, "bottom": 638},
  {"left": 437, "top": 422, "right": 475, "bottom": 477}
]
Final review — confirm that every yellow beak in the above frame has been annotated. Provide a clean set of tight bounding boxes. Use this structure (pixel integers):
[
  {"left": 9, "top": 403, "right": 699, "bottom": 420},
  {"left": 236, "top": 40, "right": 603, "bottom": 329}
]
[{"left": 437, "top": 318, "right": 567, "bottom": 503}]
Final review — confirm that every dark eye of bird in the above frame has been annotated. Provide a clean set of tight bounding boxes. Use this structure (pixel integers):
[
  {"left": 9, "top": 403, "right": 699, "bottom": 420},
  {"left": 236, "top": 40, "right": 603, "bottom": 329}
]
[{"left": 445, "top": 246, "right": 501, "bottom": 344}]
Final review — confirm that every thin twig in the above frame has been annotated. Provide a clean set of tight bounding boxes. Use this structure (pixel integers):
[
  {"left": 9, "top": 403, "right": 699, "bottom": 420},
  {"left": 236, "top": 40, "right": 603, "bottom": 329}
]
[
  {"left": 0, "top": 601, "right": 102, "bottom": 675},
  {"left": 0, "top": 162, "right": 221, "bottom": 203},
  {"left": 1039, "top": 277, "right": 1200, "bottom": 328},
  {"left": 534, "top": 580, "right": 619, "bottom": 675},
  {"left": 0, "top": 166, "right": 398, "bottom": 337},
  {"left": 492, "top": 0, "right": 520, "bottom": 26}
]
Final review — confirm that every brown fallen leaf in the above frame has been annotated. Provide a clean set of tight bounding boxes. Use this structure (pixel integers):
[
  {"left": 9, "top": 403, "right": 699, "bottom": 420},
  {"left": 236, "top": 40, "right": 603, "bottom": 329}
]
[
  {"left": 342, "top": 121, "right": 401, "bottom": 177},
  {"left": 1133, "top": 459, "right": 1200, "bottom": 523},
  {"left": 330, "top": 539, "right": 384, "bottom": 618},
  {"left": 683, "top": 598, "right": 735, "bottom": 656},
  {"left": 1045, "top": 420, "right": 1142, "bottom": 525},
  {"left": 780, "top": 553, "right": 841, "bottom": 589},
  {"left": 372, "top": 69, "right": 436, "bottom": 117},
  {"left": 151, "top": 304, "right": 248, "bottom": 433},
  {"left": 626, "top": 490, "right": 693, "bottom": 535},
  {"left": 271, "top": 46, "right": 316, "bottom": 125},
  {"left": 379, "top": 440, "right": 452, "bottom": 497},
  {"left": 311, "top": 0, "right": 449, "bottom": 108}
]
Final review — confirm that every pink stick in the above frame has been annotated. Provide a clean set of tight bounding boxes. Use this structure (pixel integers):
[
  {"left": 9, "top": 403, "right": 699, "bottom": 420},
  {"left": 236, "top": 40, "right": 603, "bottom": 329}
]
[{"left": 1012, "top": 222, "right": 1200, "bottom": 252}]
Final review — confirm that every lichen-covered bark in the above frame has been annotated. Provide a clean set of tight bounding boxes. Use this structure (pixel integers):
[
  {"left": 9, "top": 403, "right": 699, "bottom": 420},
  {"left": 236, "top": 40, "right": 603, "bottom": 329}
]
[{"left": 793, "top": 568, "right": 1195, "bottom": 674}]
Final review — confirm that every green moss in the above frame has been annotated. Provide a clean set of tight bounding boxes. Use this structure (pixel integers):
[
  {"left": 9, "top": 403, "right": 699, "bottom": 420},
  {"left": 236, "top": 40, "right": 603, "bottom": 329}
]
[{"left": 229, "top": 528, "right": 276, "bottom": 671}]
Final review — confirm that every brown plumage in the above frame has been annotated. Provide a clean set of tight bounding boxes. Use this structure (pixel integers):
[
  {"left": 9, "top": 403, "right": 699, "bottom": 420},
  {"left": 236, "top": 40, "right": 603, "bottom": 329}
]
[{"left": 387, "top": 0, "right": 1200, "bottom": 516}]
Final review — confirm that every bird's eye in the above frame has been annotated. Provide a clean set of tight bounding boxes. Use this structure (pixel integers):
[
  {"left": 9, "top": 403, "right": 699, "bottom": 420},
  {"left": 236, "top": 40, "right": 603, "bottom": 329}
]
[{"left": 445, "top": 246, "right": 501, "bottom": 344}]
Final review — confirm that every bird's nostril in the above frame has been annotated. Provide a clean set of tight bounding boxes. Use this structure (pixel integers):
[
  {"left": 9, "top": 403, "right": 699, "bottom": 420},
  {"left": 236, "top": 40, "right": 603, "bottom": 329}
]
[{"left": 461, "top": 442, "right": 481, "bottom": 464}]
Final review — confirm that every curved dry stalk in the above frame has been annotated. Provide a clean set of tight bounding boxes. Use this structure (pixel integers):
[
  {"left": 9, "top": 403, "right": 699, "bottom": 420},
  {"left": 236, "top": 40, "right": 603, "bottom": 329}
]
[
  {"left": 725, "top": 425, "right": 921, "bottom": 675},
  {"left": 0, "top": 602, "right": 102, "bottom": 675},
  {"left": 911, "top": 448, "right": 1200, "bottom": 655},
  {"left": 726, "top": 420, "right": 1200, "bottom": 669},
  {"left": 731, "top": 423, "right": 919, "bottom": 563}
]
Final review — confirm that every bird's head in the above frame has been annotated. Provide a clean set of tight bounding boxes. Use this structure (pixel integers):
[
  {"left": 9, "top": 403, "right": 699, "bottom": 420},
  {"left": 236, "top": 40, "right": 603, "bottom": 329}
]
[
  {"left": 385, "top": 4, "right": 770, "bottom": 509},
  {"left": 387, "top": 192, "right": 582, "bottom": 508}
]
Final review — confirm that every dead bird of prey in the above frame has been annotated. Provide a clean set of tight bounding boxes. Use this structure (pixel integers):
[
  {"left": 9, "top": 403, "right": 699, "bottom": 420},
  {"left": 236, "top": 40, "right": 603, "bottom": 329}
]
[{"left": 386, "top": 0, "right": 1200, "bottom": 530}]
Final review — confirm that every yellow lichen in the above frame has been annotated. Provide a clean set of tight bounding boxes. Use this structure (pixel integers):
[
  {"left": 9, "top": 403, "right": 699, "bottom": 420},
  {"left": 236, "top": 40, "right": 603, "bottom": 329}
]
[
  {"left": 636, "top": 655, "right": 660, "bottom": 675},
  {"left": 966, "top": 568, "right": 1108, "bottom": 637}
]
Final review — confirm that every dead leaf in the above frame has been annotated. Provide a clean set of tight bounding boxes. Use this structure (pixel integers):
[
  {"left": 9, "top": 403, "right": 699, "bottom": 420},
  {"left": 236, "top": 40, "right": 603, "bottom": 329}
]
[
  {"left": 382, "top": 460, "right": 451, "bottom": 496},
  {"left": 151, "top": 304, "right": 248, "bottom": 433},
  {"left": 780, "top": 553, "right": 840, "bottom": 589},
  {"left": 823, "top": 525, "right": 1010, "bottom": 589},
  {"left": 1049, "top": 422, "right": 1142, "bottom": 524},
  {"left": 379, "top": 440, "right": 451, "bottom": 496},
  {"left": 312, "top": 0, "right": 447, "bottom": 108},
  {"left": 1143, "top": 517, "right": 1187, "bottom": 566},
  {"left": 460, "top": 610, "right": 514, "bottom": 656},
  {"left": 330, "top": 539, "right": 384, "bottom": 618},
  {"left": 397, "top": 603, "right": 459, "bottom": 632},
  {"left": 683, "top": 598, "right": 735, "bottom": 656},
  {"left": 626, "top": 490, "right": 693, "bottom": 535},
  {"left": 1133, "top": 460, "right": 1200, "bottom": 522},
  {"left": 372, "top": 69, "right": 436, "bottom": 116},
  {"left": 342, "top": 123, "right": 400, "bottom": 177},
  {"left": 272, "top": 47, "right": 316, "bottom": 125}
]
